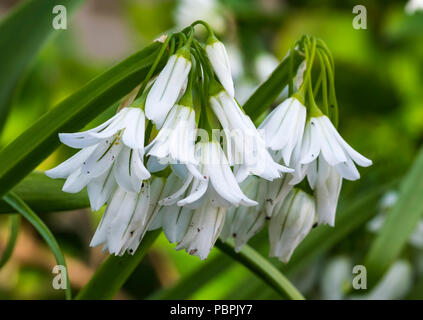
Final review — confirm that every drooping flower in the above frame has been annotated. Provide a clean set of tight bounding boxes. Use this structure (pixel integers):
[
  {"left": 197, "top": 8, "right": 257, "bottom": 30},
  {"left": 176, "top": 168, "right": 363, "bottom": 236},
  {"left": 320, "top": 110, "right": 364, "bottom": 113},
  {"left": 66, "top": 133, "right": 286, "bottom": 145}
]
[
  {"left": 90, "top": 177, "right": 165, "bottom": 256},
  {"left": 220, "top": 176, "right": 267, "bottom": 251},
  {"left": 259, "top": 97, "right": 307, "bottom": 165},
  {"left": 269, "top": 189, "right": 316, "bottom": 263},
  {"left": 300, "top": 115, "right": 372, "bottom": 181},
  {"left": 263, "top": 173, "right": 293, "bottom": 218},
  {"left": 175, "top": 200, "right": 226, "bottom": 260},
  {"left": 160, "top": 141, "right": 257, "bottom": 208},
  {"left": 210, "top": 90, "right": 293, "bottom": 182},
  {"left": 145, "top": 48, "right": 191, "bottom": 128},
  {"left": 147, "top": 104, "right": 200, "bottom": 177},
  {"left": 206, "top": 37, "right": 235, "bottom": 97},
  {"left": 308, "top": 158, "right": 342, "bottom": 226},
  {"left": 46, "top": 106, "right": 150, "bottom": 211}
]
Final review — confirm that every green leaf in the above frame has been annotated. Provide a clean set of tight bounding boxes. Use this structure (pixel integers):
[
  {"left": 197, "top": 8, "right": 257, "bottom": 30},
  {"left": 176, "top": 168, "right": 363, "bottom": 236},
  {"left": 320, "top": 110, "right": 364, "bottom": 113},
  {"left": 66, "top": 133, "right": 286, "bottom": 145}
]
[
  {"left": 243, "top": 51, "right": 302, "bottom": 120},
  {"left": 0, "top": 213, "right": 20, "bottom": 269},
  {"left": 147, "top": 253, "right": 232, "bottom": 300},
  {"left": 215, "top": 239, "right": 305, "bottom": 300},
  {"left": 0, "top": 171, "right": 89, "bottom": 214},
  {"left": 0, "top": 0, "right": 83, "bottom": 134},
  {"left": 3, "top": 192, "right": 71, "bottom": 299},
  {"left": 0, "top": 42, "right": 164, "bottom": 198},
  {"left": 364, "top": 148, "right": 423, "bottom": 287},
  {"left": 76, "top": 230, "right": 160, "bottom": 300}
]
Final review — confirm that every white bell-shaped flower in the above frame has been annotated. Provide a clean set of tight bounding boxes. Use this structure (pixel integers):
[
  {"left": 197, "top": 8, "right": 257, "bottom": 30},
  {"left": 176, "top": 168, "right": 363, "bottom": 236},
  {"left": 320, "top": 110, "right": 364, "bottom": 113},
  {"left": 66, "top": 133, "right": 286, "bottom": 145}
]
[
  {"left": 147, "top": 104, "right": 199, "bottom": 177},
  {"left": 269, "top": 189, "right": 315, "bottom": 263},
  {"left": 220, "top": 176, "right": 267, "bottom": 251},
  {"left": 259, "top": 97, "right": 307, "bottom": 165},
  {"left": 175, "top": 200, "right": 226, "bottom": 260},
  {"left": 300, "top": 115, "right": 372, "bottom": 181},
  {"left": 90, "top": 177, "right": 165, "bottom": 256},
  {"left": 45, "top": 107, "right": 150, "bottom": 211},
  {"left": 206, "top": 37, "right": 235, "bottom": 97},
  {"left": 159, "top": 141, "right": 258, "bottom": 208},
  {"left": 145, "top": 49, "right": 191, "bottom": 128},
  {"left": 307, "top": 158, "right": 343, "bottom": 227},
  {"left": 210, "top": 90, "right": 293, "bottom": 182}
]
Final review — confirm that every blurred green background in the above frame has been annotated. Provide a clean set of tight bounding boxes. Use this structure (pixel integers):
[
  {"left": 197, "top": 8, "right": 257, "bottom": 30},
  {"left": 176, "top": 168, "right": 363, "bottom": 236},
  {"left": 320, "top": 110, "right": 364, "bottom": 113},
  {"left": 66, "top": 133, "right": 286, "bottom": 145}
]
[{"left": 0, "top": 0, "right": 422, "bottom": 299}]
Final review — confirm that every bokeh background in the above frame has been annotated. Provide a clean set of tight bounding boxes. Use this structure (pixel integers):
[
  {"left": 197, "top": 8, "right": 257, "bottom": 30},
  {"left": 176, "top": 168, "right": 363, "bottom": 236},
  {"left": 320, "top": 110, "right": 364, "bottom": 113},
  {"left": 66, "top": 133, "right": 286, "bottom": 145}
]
[{"left": 0, "top": 0, "right": 422, "bottom": 299}]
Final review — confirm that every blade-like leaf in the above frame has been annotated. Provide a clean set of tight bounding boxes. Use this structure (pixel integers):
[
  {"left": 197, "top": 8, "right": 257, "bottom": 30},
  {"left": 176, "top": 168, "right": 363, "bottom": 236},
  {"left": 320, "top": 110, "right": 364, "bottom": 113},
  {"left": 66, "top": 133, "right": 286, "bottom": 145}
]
[
  {"left": 0, "top": 42, "right": 164, "bottom": 198},
  {"left": 0, "top": 0, "right": 83, "bottom": 133},
  {"left": 216, "top": 239, "right": 305, "bottom": 300},
  {"left": 364, "top": 148, "right": 423, "bottom": 287},
  {"left": 3, "top": 192, "right": 71, "bottom": 299},
  {"left": 76, "top": 230, "right": 160, "bottom": 300},
  {"left": 0, "top": 213, "right": 20, "bottom": 269},
  {"left": 0, "top": 171, "right": 89, "bottom": 214}
]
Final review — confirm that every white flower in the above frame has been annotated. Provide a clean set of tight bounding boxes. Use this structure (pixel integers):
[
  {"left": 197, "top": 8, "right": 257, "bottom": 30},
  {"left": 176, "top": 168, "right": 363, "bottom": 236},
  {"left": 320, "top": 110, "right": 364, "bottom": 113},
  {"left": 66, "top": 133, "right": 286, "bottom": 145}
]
[
  {"left": 147, "top": 104, "right": 199, "bottom": 176},
  {"left": 264, "top": 174, "right": 293, "bottom": 218},
  {"left": 175, "top": 200, "right": 226, "bottom": 260},
  {"left": 148, "top": 173, "right": 194, "bottom": 244},
  {"left": 220, "top": 176, "right": 267, "bottom": 251},
  {"left": 254, "top": 53, "right": 279, "bottom": 82},
  {"left": 210, "top": 90, "right": 292, "bottom": 182},
  {"left": 300, "top": 115, "right": 372, "bottom": 181},
  {"left": 259, "top": 97, "right": 307, "bottom": 165},
  {"left": 145, "top": 52, "right": 191, "bottom": 128},
  {"left": 405, "top": 0, "right": 423, "bottom": 14},
  {"left": 45, "top": 107, "right": 150, "bottom": 211},
  {"left": 159, "top": 141, "right": 257, "bottom": 208},
  {"left": 174, "top": 0, "right": 225, "bottom": 34},
  {"left": 206, "top": 39, "right": 235, "bottom": 97},
  {"left": 307, "top": 158, "right": 343, "bottom": 226},
  {"left": 269, "top": 189, "right": 315, "bottom": 263},
  {"left": 90, "top": 177, "right": 165, "bottom": 256}
]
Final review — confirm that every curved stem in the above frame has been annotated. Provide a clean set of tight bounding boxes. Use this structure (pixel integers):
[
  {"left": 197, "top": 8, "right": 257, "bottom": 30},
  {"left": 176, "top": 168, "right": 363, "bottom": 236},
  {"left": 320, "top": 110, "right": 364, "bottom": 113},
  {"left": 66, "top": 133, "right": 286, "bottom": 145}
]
[
  {"left": 0, "top": 213, "right": 20, "bottom": 269},
  {"left": 3, "top": 192, "right": 71, "bottom": 300},
  {"left": 215, "top": 239, "right": 305, "bottom": 300}
]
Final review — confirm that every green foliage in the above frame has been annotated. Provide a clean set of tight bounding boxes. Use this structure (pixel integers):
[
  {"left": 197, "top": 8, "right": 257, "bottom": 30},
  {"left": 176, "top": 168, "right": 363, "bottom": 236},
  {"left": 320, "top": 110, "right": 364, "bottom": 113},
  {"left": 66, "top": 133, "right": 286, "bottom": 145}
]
[
  {"left": 0, "top": 42, "right": 163, "bottom": 198},
  {"left": 0, "top": 214, "right": 20, "bottom": 269},
  {"left": 0, "top": 0, "right": 83, "bottom": 134},
  {"left": 3, "top": 192, "right": 71, "bottom": 299},
  {"left": 365, "top": 147, "right": 423, "bottom": 287},
  {"left": 0, "top": 171, "right": 89, "bottom": 214},
  {"left": 76, "top": 230, "right": 161, "bottom": 300}
]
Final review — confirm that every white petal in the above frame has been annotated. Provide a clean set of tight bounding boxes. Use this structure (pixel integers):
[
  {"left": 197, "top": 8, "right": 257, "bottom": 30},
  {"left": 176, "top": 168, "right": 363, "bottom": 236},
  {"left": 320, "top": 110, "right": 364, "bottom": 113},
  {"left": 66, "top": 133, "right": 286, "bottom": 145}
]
[
  {"left": 145, "top": 55, "right": 191, "bottom": 128},
  {"left": 45, "top": 145, "right": 96, "bottom": 179},
  {"left": 206, "top": 41, "right": 235, "bottom": 97},
  {"left": 82, "top": 137, "right": 123, "bottom": 178},
  {"left": 87, "top": 166, "right": 117, "bottom": 211}
]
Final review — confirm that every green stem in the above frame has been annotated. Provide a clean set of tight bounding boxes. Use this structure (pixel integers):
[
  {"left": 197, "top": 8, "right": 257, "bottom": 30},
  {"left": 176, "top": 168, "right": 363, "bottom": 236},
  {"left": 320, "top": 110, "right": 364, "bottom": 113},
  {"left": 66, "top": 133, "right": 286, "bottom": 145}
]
[
  {"left": 215, "top": 239, "right": 305, "bottom": 300},
  {"left": 3, "top": 192, "right": 71, "bottom": 300},
  {"left": 0, "top": 213, "right": 20, "bottom": 269}
]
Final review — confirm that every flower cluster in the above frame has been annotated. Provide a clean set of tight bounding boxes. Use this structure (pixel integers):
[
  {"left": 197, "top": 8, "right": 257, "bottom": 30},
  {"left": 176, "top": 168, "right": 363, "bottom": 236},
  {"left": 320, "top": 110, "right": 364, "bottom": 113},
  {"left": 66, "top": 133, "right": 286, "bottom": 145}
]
[{"left": 46, "top": 25, "right": 371, "bottom": 262}]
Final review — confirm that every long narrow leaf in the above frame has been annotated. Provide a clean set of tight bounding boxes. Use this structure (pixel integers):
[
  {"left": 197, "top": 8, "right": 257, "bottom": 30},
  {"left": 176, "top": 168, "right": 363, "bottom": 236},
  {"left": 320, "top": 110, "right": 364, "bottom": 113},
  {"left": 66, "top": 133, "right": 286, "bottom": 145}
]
[
  {"left": 0, "top": 42, "right": 164, "bottom": 198},
  {"left": 3, "top": 192, "right": 71, "bottom": 299},
  {"left": 0, "top": 213, "right": 20, "bottom": 269},
  {"left": 216, "top": 239, "right": 305, "bottom": 300},
  {"left": 0, "top": 0, "right": 82, "bottom": 133},
  {"left": 364, "top": 148, "right": 423, "bottom": 287},
  {"left": 0, "top": 171, "right": 89, "bottom": 214},
  {"left": 76, "top": 230, "right": 161, "bottom": 300}
]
